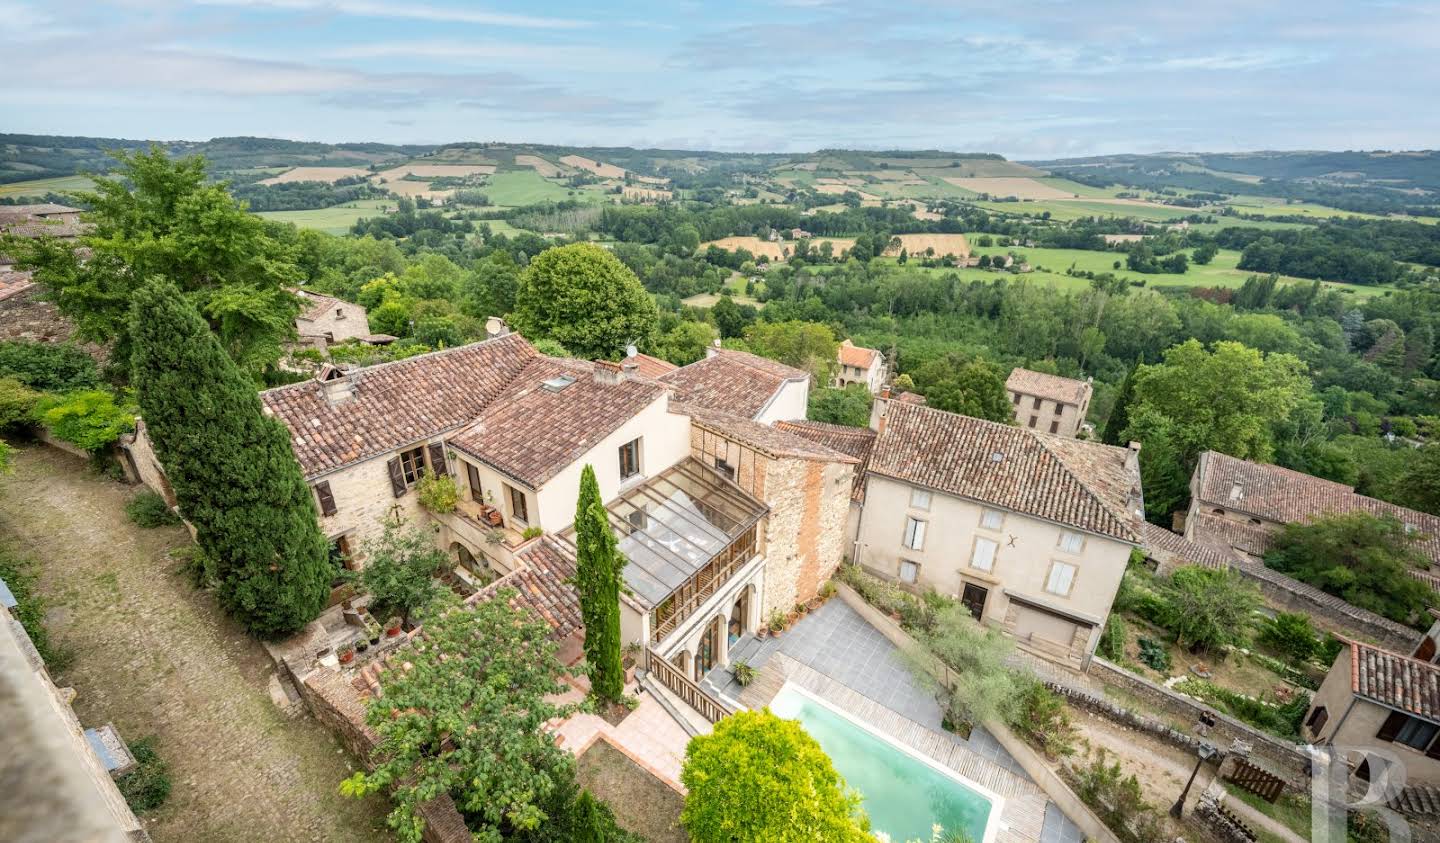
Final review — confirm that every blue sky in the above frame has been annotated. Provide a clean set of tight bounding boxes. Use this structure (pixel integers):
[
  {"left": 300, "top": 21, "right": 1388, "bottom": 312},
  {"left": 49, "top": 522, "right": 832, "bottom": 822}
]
[{"left": 4, "top": 0, "right": 1438, "bottom": 158}]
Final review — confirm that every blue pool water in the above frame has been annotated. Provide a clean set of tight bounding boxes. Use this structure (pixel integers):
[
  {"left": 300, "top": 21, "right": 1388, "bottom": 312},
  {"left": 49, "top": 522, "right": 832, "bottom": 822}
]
[{"left": 769, "top": 684, "right": 995, "bottom": 843}]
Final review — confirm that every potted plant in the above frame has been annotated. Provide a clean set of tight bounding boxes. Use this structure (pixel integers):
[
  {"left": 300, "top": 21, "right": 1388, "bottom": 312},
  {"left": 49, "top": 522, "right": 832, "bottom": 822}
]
[
  {"left": 622, "top": 641, "right": 643, "bottom": 684},
  {"left": 384, "top": 616, "right": 403, "bottom": 638},
  {"left": 732, "top": 660, "right": 756, "bottom": 687},
  {"left": 367, "top": 623, "right": 382, "bottom": 646},
  {"left": 337, "top": 642, "right": 356, "bottom": 665},
  {"left": 356, "top": 640, "right": 369, "bottom": 654},
  {"left": 768, "top": 609, "right": 786, "bottom": 637}
]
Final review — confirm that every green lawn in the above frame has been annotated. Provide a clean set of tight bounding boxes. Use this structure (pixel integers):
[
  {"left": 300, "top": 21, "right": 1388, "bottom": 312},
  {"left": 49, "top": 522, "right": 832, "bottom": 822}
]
[
  {"left": 256, "top": 199, "right": 392, "bottom": 234},
  {"left": 0, "top": 175, "right": 95, "bottom": 198}
]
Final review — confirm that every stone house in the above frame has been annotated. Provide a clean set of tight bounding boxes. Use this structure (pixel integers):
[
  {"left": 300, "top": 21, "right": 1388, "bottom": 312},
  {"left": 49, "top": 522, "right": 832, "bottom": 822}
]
[
  {"left": 1005, "top": 368, "right": 1093, "bottom": 438},
  {"left": 1183, "top": 450, "right": 1440, "bottom": 569},
  {"left": 658, "top": 344, "right": 811, "bottom": 424},
  {"left": 293, "top": 289, "right": 371, "bottom": 352},
  {"left": 1304, "top": 637, "right": 1440, "bottom": 786},
  {"left": 832, "top": 339, "right": 887, "bottom": 394},
  {"left": 836, "top": 396, "right": 1145, "bottom": 668}
]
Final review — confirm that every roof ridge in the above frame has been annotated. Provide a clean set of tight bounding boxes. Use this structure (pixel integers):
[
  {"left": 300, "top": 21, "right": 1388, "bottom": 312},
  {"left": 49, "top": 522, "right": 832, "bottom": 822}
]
[
  {"left": 1033, "top": 431, "right": 1139, "bottom": 543},
  {"left": 262, "top": 332, "right": 537, "bottom": 398}
]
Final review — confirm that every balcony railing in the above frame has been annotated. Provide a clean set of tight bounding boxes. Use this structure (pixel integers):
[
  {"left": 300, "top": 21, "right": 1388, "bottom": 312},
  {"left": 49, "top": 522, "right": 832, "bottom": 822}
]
[
  {"left": 649, "top": 525, "right": 757, "bottom": 644},
  {"left": 646, "top": 647, "right": 735, "bottom": 724}
]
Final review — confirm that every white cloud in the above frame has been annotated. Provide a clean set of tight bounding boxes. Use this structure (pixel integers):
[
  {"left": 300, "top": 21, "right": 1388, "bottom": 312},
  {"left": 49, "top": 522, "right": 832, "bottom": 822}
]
[{"left": 193, "top": 0, "right": 591, "bottom": 29}]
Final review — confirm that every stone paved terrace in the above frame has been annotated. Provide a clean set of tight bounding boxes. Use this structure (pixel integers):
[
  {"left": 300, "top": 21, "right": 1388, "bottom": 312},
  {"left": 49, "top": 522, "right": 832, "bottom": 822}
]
[
  {"left": 550, "top": 675, "right": 699, "bottom": 788},
  {"left": 706, "top": 598, "right": 1085, "bottom": 843}
]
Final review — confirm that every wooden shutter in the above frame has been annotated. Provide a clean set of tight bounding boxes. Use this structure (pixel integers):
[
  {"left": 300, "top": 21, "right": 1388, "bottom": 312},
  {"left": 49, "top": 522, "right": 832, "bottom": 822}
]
[
  {"left": 466, "top": 462, "right": 483, "bottom": 502},
  {"left": 427, "top": 442, "right": 448, "bottom": 475},
  {"left": 314, "top": 481, "right": 337, "bottom": 516},
  {"left": 387, "top": 457, "right": 407, "bottom": 498},
  {"left": 1377, "top": 710, "right": 1408, "bottom": 742}
]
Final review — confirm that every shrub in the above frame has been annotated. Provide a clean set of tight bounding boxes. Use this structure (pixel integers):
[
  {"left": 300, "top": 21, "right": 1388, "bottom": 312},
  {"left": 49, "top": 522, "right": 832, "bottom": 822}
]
[
  {"left": 32, "top": 390, "right": 135, "bottom": 451},
  {"left": 415, "top": 468, "right": 458, "bottom": 513},
  {"left": 1068, "top": 748, "right": 1163, "bottom": 843},
  {"left": 732, "top": 660, "right": 756, "bottom": 687},
  {"left": 118, "top": 737, "right": 172, "bottom": 813},
  {"left": 0, "top": 376, "right": 40, "bottom": 430},
  {"left": 1158, "top": 565, "right": 1260, "bottom": 651},
  {"left": 1257, "top": 612, "right": 1319, "bottom": 665},
  {"left": 1316, "top": 633, "right": 1345, "bottom": 667},
  {"left": 126, "top": 490, "right": 180, "bottom": 528},
  {"left": 1009, "top": 679, "right": 1076, "bottom": 759},
  {"left": 1097, "top": 615, "right": 1127, "bottom": 662},
  {"left": 522, "top": 525, "right": 544, "bottom": 540},
  {"left": 1173, "top": 678, "right": 1310, "bottom": 739},
  {"left": 908, "top": 606, "right": 1020, "bottom": 728},
  {"left": 0, "top": 340, "right": 100, "bottom": 392},
  {"left": 1136, "top": 638, "right": 1171, "bottom": 673}
]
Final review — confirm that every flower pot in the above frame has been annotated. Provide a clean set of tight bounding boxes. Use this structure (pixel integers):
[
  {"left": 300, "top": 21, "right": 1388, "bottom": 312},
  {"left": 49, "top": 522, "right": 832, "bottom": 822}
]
[
  {"left": 385, "top": 617, "right": 403, "bottom": 637},
  {"left": 338, "top": 648, "right": 355, "bottom": 665}
]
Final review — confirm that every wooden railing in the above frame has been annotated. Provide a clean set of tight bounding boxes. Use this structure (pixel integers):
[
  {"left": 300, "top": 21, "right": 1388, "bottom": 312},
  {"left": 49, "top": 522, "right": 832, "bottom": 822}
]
[
  {"left": 646, "top": 648, "right": 735, "bottom": 724},
  {"left": 650, "top": 526, "right": 757, "bottom": 644}
]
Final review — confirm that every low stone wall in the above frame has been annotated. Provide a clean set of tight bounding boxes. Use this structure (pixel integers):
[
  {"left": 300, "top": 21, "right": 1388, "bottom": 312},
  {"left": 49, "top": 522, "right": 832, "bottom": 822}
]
[
  {"left": 1194, "top": 791, "right": 1257, "bottom": 843},
  {"left": 1232, "top": 562, "right": 1417, "bottom": 651},
  {"left": 1082, "top": 657, "right": 1311, "bottom": 785}
]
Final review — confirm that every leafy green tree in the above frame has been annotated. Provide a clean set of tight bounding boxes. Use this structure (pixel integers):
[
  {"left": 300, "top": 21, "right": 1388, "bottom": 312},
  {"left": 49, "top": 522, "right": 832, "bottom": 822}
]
[
  {"left": 708, "top": 295, "right": 753, "bottom": 339},
  {"left": 912, "top": 356, "right": 1013, "bottom": 423},
  {"left": 1158, "top": 566, "right": 1260, "bottom": 651},
  {"left": 808, "top": 384, "right": 872, "bottom": 427},
  {"left": 1397, "top": 445, "right": 1440, "bottom": 516},
  {"left": 342, "top": 594, "right": 580, "bottom": 843},
  {"left": 511, "top": 243, "right": 657, "bottom": 360},
  {"left": 1192, "top": 242, "right": 1219, "bottom": 265},
  {"left": 681, "top": 709, "right": 871, "bottom": 843},
  {"left": 1257, "top": 612, "right": 1319, "bottom": 665},
  {"left": 4, "top": 147, "right": 304, "bottom": 375},
  {"left": 1266, "top": 512, "right": 1433, "bottom": 627},
  {"left": 129, "top": 278, "right": 331, "bottom": 637},
  {"left": 32, "top": 390, "right": 135, "bottom": 452},
  {"left": 460, "top": 250, "right": 522, "bottom": 319},
  {"left": 1101, "top": 359, "right": 1140, "bottom": 446},
  {"left": 349, "top": 516, "right": 447, "bottom": 627},
  {"left": 0, "top": 341, "right": 100, "bottom": 392},
  {"left": 744, "top": 320, "right": 837, "bottom": 379},
  {"left": 654, "top": 320, "right": 716, "bottom": 366},
  {"left": 906, "top": 605, "right": 1020, "bottom": 727},
  {"left": 574, "top": 465, "right": 625, "bottom": 704}
]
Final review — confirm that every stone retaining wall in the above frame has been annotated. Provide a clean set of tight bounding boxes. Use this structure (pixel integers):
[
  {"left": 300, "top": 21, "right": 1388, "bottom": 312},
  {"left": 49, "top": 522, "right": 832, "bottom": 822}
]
[{"left": 1232, "top": 562, "right": 1417, "bottom": 651}]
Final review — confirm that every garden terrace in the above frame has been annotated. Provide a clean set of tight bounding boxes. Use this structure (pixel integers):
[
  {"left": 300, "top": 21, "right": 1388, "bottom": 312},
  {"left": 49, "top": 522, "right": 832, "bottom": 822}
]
[{"left": 557, "top": 457, "right": 766, "bottom": 644}]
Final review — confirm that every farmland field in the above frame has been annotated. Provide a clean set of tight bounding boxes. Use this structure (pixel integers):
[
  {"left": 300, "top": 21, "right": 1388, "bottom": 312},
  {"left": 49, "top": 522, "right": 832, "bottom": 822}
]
[
  {"left": 255, "top": 198, "right": 391, "bottom": 233},
  {"left": 942, "top": 177, "right": 1077, "bottom": 200},
  {"left": 882, "top": 233, "right": 970, "bottom": 257},
  {"left": 514, "top": 154, "right": 564, "bottom": 176},
  {"left": 968, "top": 198, "right": 1198, "bottom": 222},
  {"left": 259, "top": 166, "right": 370, "bottom": 185},
  {"left": 701, "top": 235, "right": 855, "bottom": 261},
  {"left": 479, "top": 170, "right": 603, "bottom": 206},
  {"left": 0, "top": 174, "right": 95, "bottom": 198},
  {"left": 559, "top": 155, "right": 626, "bottom": 178},
  {"left": 373, "top": 164, "right": 495, "bottom": 180},
  {"left": 622, "top": 186, "right": 672, "bottom": 202}
]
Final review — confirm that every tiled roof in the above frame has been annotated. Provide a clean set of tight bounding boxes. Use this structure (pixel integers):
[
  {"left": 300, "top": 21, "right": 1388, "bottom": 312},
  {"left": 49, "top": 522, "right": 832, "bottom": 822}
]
[
  {"left": 684, "top": 404, "right": 859, "bottom": 464},
  {"left": 1194, "top": 451, "right": 1440, "bottom": 563},
  {"left": 659, "top": 348, "right": 809, "bottom": 419},
  {"left": 868, "top": 401, "right": 1143, "bottom": 542},
  {"left": 838, "top": 339, "right": 879, "bottom": 369},
  {"left": 467, "top": 536, "right": 582, "bottom": 640},
  {"left": 624, "top": 351, "right": 678, "bottom": 378},
  {"left": 261, "top": 333, "right": 540, "bottom": 478},
  {"left": 895, "top": 391, "right": 927, "bottom": 405},
  {"left": 1, "top": 203, "right": 81, "bottom": 217},
  {"left": 1185, "top": 511, "right": 1277, "bottom": 559},
  {"left": 0, "top": 221, "right": 88, "bottom": 239},
  {"left": 0, "top": 270, "right": 35, "bottom": 302},
  {"left": 449, "top": 359, "right": 666, "bottom": 489},
  {"left": 1351, "top": 640, "right": 1440, "bottom": 723},
  {"left": 1006, "top": 368, "right": 1091, "bottom": 406},
  {"left": 775, "top": 419, "right": 877, "bottom": 501},
  {"left": 294, "top": 289, "right": 352, "bottom": 322},
  {"left": 1140, "top": 522, "right": 1234, "bottom": 570}
]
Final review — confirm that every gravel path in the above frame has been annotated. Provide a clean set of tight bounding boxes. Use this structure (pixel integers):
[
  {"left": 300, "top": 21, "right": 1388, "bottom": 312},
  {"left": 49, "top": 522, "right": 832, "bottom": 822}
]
[{"left": 0, "top": 446, "right": 392, "bottom": 843}]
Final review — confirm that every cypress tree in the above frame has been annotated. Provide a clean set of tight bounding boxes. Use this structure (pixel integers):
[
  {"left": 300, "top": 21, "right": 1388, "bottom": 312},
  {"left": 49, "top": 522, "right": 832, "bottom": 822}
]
[
  {"left": 130, "top": 278, "right": 331, "bottom": 638},
  {"left": 574, "top": 464, "right": 625, "bottom": 702},
  {"left": 1102, "top": 358, "right": 1141, "bottom": 446}
]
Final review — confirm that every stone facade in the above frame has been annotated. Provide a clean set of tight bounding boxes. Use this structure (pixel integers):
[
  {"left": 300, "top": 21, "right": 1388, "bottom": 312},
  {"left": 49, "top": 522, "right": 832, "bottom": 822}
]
[{"left": 294, "top": 292, "right": 371, "bottom": 346}]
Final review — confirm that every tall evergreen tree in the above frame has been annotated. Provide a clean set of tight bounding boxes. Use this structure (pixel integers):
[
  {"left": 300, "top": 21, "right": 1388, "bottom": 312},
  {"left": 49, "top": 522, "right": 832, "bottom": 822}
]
[
  {"left": 573, "top": 464, "right": 625, "bottom": 703},
  {"left": 130, "top": 278, "right": 331, "bottom": 637},
  {"left": 1102, "top": 358, "right": 1140, "bottom": 446}
]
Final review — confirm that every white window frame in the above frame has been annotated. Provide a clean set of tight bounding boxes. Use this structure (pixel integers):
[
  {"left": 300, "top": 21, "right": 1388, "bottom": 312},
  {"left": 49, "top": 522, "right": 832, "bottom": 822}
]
[
  {"left": 1045, "top": 560, "right": 1078, "bottom": 596},
  {"left": 970, "top": 536, "right": 998, "bottom": 572},
  {"left": 909, "top": 487, "right": 932, "bottom": 511},
  {"left": 898, "top": 560, "right": 920, "bottom": 584},
  {"left": 1058, "top": 530, "right": 1085, "bottom": 554},
  {"left": 903, "top": 516, "right": 927, "bottom": 551},
  {"left": 979, "top": 508, "right": 1004, "bottom": 530}
]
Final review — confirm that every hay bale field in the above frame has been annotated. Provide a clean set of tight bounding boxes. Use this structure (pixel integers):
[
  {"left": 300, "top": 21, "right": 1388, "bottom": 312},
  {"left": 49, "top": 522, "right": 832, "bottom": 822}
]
[
  {"left": 259, "top": 166, "right": 372, "bottom": 185},
  {"left": 622, "top": 186, "right": 673, "bottom": 202},
  {"left": 882, "top": 233, "right": 970, "bottom": 258},
  {"left": 559, "top": 155, "right": 626, "bottom": 178},
  {"left": 515, "top": 155, "right": 564, "bottom": 177},
  {"left": 374, "top": 164, "right": 495, "bottom": 180},
  {"left": 701, "top": 235, "right": 855, "bottom": 262},
  {"left": 940, "top": 177, "right": 1077, "bottom": 200},
  {"left": 814, "top": 183, "right": 880, "bottom": 200},
  {"left": 1103, "top": 233, "right": 1146, "bottom": 244}
]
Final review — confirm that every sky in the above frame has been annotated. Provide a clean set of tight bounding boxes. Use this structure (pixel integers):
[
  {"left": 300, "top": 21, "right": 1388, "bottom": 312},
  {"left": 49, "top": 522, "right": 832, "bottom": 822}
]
[{"left": 4, "top": 0, "right": 1439, "bottom": 159}]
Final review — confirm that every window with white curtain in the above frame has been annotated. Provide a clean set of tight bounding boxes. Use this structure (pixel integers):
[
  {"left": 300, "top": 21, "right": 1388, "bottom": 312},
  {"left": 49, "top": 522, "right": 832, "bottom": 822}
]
[
  {"left": 971, "top": 537, "right": 997, "bottom": 572},
  {"left": 980, "top": 508, "right": 1003, "bottom": 530},
  {"left": 909, "top": 487, "right": 932, "bottom": 511},
  {"left": 1058, "top": 530, "right": 1085, "bottom": 553}
]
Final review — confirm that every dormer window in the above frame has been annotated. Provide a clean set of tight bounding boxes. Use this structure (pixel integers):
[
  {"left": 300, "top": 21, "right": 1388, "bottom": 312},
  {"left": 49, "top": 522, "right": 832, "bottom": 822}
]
[{"left": 1228, "top": 481, "right": 1244, "bottom": 502}]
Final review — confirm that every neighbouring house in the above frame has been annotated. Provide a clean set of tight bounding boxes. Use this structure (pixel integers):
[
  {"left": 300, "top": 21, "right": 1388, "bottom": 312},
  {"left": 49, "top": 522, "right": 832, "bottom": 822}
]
[
  {"left": 0, "top": 205, "right": 105, "bottom": 357},
  {"left": 832, "top": 339, "right": 887, "bottom": 394},
  {"left": 621, "top": 343, "right": 678, "bottom": 378},
  {"left": 1304, "top": 635, "right": 1440, "bottom": 786},
  {"left": 1006, "top": 368, "right": 1093, "bottom": 438},
  {"left": 293, "top": 289, "right": 371, "bottom": 352},
  {"left": 847, "top": 396, "right": 1145, "bottom": 668},
  {"left": 1, "top": 203, "right": 84, "bottom": 224},
  {"left": 1, "top": 590, "right": 148, "bottom": 842},
  {"left": 1183, "top": 451, "right": 1440, "bottom": 570},
  {"left": 658, "top": 343, "right": 811, "bottom": 424}
]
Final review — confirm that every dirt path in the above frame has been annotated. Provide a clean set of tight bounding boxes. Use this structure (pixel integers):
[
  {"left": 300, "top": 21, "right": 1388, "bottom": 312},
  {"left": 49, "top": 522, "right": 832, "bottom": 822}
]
[
  {"left": 0, "top": 446, "right": 391, "bottom": 843},
  {"left": 1073, "top": 710, "right": 1307, "bottom": 843}
]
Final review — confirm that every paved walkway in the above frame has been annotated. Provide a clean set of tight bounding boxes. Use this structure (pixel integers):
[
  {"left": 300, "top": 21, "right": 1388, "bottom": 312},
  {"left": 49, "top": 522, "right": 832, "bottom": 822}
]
[
  {"left": 0, "top": 446, "right": 391, "bottom": 842},
  {"left": 550, "top": 677, "right": 698, "bottom": 789}
]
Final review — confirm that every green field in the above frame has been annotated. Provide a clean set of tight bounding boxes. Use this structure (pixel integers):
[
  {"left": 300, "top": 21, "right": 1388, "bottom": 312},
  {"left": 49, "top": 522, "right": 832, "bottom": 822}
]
[
  {"left": 1222, "top": 195, "right": 1438, "bottom": 225},
  {"left": 0, "top": 175, "right": 95, "bottom": 198},
  {"left": 256, "top": 199, "right": 392, "bottom": 234},
  {"left": 968, "top": 198, "right": 1198, "bottom": 222},
  {"left": 475, "top": 219, "right": 542, "bottom": 238},
  {"left": 474, "top": 170, "right": 606, "bottom": 206}
]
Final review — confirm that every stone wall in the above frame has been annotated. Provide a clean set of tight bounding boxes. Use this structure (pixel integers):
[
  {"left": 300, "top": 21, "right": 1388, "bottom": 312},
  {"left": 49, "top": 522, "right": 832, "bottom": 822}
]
[
  {"left": 0, "top": 286, "right": 107, "bottom": 362},
  {"left": 1232, "top": 562, "right": 1418, "bottom": 651},
  {"left": 754, "top": 456, "right": 851, "bottom": 616}
]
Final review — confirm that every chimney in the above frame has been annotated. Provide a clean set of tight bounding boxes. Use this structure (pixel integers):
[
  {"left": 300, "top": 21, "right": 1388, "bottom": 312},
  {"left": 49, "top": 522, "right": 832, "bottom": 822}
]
[
  {"left": 484, "top": 316, "right": 509, "bottom": 340},
  {"left": 1125, "top": 440, "right": 1142, "bottom": 474},
  {"left": 318, "top": 364, "right": 355, "bottom": 406},
  {"left": 592, "top": 360, "right": 625, "bottom": 385},
  {"left": 879, "top": 385, "right": 892, "bottom": 400}
]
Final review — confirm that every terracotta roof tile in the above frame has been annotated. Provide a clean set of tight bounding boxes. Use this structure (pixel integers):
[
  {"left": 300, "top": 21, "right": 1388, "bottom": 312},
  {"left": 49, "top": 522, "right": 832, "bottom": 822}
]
[
  {"left": 683, "top": 405, "right": 859, "bottom": 464},
  {"left": 448, "top": 359, "right": 666, "bottom": 488},
  {"left": 261, "top": 334, "right": 539, "bottom": 478},
  {"left": 294, "top": 289, "right": 354, "bottom": 322},
  {"left": 868, "top": 401, "right": 1143, "bottom": 542},
  {"left": 467, "top": 536, "right": 582, "bottom": 640},
  {"left": 1351, "top": 640, "right": 1440, "bottom": 722},
  {"left": 624, "top": 351, "right": 678, "bottom": 378},
  {"left": 1194, "top": 451, "right": 1440, "bottom": 564},
  {"left": 1006, "top": 368, "right": 1092, "bottom": 406},
  {"left": 775, "top": 419, "right": 877, "bottom": 500},
  {"left": 659, "top": 348, "right": 809, "bottom": 419},
  {"left": 0, "top": 270, "right": 35, "bottom": 302},
  {"left": 838, "top": 339, "right": 879, "bottom": 369},
  {"left": 1185, "top": 511, "right": 1277, "bottom": 559},
  {"left": 1140, "top": 522, "right": 1235, "bottom": 570}
]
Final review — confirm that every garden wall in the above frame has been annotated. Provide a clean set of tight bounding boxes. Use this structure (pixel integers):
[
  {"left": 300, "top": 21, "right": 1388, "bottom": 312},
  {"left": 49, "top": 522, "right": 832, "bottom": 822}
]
[{"left": 1230, "top": 562, "right": 1417, "bottom": 652}]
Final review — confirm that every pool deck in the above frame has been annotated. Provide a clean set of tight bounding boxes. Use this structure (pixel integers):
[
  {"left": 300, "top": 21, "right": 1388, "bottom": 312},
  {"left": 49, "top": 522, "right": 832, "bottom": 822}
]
[{"left": 709, "top": 600, "right": 1085, "bottom": 843}]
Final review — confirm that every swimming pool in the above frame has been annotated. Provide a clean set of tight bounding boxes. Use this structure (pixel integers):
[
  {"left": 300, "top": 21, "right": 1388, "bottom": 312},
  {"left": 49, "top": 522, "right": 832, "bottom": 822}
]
[{"left": 769, "top": 684, "right": 1000, "bottom": 843}]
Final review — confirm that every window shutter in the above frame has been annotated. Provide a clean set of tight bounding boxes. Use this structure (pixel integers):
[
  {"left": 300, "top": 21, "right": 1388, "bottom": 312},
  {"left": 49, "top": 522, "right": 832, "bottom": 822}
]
[
  {"left": 466, "top": 462, "right": 483, "bottom": 502},
  {"left": 314, "top": 481, "right": 337, "bottom": 516},
  {"left": 387, "top": 457, "right": 407, "bottom": 498},
  {"left": 427, "top": 443, "right": 448, "bottom": 475},
  {"left": 1427, "top": 734, "right": 1440, "bottom": 760},
  {"left": 1377, "top": 711, "right": 1408, "bottom": 742}
]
